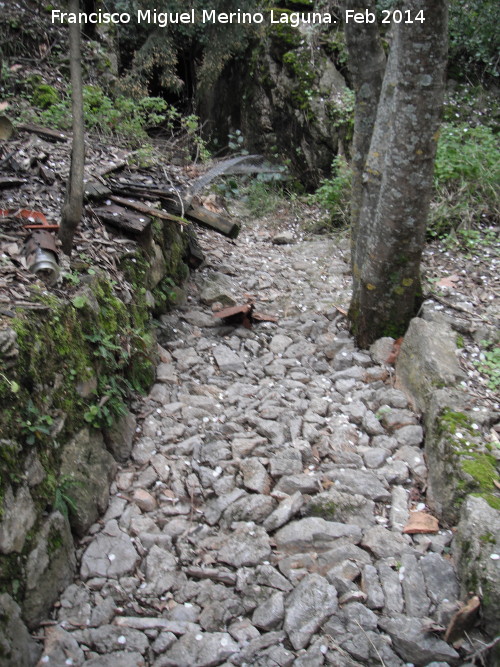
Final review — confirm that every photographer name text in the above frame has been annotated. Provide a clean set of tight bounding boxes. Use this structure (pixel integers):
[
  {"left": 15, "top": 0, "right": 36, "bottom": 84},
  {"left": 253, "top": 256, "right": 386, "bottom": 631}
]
[{"left": 51, "top": 8, "right": 426, "bottom": 28}]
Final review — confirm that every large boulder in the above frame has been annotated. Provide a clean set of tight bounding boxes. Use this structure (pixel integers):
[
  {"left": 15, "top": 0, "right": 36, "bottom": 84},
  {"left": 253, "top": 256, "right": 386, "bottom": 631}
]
[
  {"left": 396, "top": 317, "right": 466, "bottom": 413},
  {"left": 0, "top": 594, "right": 41, "bottom": 666},
  {"left": 198, "top": 22, "right": 349, "bottom": 189},
  {"left": 60, "top": 428, "right": 117, "bottom": 536},
  {"left": 423, "top": 389, "right": 499, "bottom": 524},
  {"left": 22, "top": 511, "right": 76, "bottom": 629},
  {"left": 454, "top": 496, "right": 500, "bottom": 642}
]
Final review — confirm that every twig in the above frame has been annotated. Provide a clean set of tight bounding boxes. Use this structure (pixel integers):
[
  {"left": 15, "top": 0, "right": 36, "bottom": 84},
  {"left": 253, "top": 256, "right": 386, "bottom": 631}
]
[
  {"left": 464, "top": 635, "right": 500, "bottom": 665},
  {"left": 354, "top": 620, "right": 387, "bottom": 667},
  {"left": 162, "top": 166, "right": 185, "bottom": 218}
]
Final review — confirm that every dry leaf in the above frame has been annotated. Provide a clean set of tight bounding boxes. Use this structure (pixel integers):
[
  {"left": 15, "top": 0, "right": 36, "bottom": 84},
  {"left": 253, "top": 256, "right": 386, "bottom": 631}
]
[
  {"left": 444, "top": 596, "right": 480, "bottom": 644},
  {"left": 403, "top": 511, "right": 439, "bottom": 534},
  {"left": 0, "top": 101, "right": 9, "bottom": 112},
  {"left": 437, "top": 274, "right": 459, "bottom": 288}
]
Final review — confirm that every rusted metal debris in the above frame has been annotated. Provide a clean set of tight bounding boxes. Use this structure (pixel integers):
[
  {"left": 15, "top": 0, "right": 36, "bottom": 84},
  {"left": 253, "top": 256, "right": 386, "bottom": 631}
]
[{"left": 213, "top": 303, "right": 278, "bottom": 328}]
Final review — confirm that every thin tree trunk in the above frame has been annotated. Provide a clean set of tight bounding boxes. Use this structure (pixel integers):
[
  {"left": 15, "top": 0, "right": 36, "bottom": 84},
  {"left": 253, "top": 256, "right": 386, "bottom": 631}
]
[
  {"left": 347, "top": 0, "right": 448, "bottom": 347},
  {"left": 59, "top": 0, "right": 85, "bottom": 256}
]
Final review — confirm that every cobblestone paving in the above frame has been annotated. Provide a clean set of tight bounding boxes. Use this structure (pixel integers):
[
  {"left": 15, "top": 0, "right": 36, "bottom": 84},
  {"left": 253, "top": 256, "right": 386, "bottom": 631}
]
[{"left": 40, "top": 221, "right": 469, "bottom": 666}]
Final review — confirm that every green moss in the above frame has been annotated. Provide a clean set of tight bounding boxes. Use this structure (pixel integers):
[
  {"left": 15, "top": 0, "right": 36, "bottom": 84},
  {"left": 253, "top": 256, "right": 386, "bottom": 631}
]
[
  {"left": 437, "top": 409, "right": 474, "bottom": 437},
  {"left": 282, "top": 49, "right": 316, "bottom": 112},
  {"left": 306, "top": 499, "right": 337, "bottom": 519},
  {"left": 471, "top": 492, "right": 500, "bottom": 510},
  {"left": 31, "top": 83, "right": 60, "bottom": 109},
  {"left": 462, "top": 454, "right": 499, "bottom": 489},
  {"left": 47, "top": 524, "right": 63, "bottom": 555},
  {"left": 479, "top": 532, "right": 497, "bottom": 544}
]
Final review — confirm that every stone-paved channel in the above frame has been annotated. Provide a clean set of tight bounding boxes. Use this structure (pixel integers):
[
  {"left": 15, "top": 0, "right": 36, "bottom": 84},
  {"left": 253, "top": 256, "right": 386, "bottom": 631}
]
[{"left": 39, "top": 218, "right": 468, "bottom": 666}]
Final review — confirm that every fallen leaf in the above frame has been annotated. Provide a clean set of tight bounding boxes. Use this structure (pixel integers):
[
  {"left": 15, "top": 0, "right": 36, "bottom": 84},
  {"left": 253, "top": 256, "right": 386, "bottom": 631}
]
[
  {"left": 0, "top": 101, "right": 9, "bottom": 112},
  {"left": 444, "top": 596, "right": 480, "bottom": 644},
  {"left": 386, "top": 337, "right": 404, "bottom": 365},
  {"left": 403, "top": 511, "right": 439, "bottom": 534},
  {"left": 437, "top": 274, "right": 460, "bottom": 288}
]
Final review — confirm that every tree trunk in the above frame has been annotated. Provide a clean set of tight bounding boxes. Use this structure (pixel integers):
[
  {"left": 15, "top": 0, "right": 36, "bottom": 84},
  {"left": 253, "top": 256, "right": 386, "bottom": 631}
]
[
  {"left": 346, "top": 0, "right": 448, "bottom": 347},
  {"left": 58, "top": 0, "right": 85, "bottom": 256}
]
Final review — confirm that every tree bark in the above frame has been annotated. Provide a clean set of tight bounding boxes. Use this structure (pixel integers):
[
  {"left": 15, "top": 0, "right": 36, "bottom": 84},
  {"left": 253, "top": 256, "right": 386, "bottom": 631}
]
[
  {"left": 346, "top": 0, "right": 448, "bottom": 347},
  {"left": 58, "top": 0, "right": 85, "bottom": 256}
]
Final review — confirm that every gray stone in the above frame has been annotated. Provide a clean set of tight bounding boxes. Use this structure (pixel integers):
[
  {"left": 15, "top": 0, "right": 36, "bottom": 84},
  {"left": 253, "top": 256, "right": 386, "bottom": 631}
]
[
  {"left": 420, "top": 552, "right": 459, "bottom": 606},
  {"left": 88, "top": 625, "right": 150, "bottom": 653},
  {"left": 143, "top": 545, "right": 178, "bottom": 595},
  {"left": 181, "top": 310, "right": 217, "bottom": 328},
  {"left": 378, "top": 615, "right": 459, "bottom": 665},
  {"left": 81, "top": 520, "right": 139, "bottom": 580},
  {"left": 377, "top": 561, "right": 404, "bottom": 615},
  {"left": 394, "top": 424, "right": 424, "bottom": 447},
  {"left": 390, "top": 486, "right": 410, "bottom": 532},
  {"left": 324, "top": 468, "right": 390, "bottom": 502},
  {"left": 342, "top": 601, "right": 378, "bottom": 631},
  {"left": 60, "top": 428, "right": 117, "bottom": 536},
  {"left": 203, "top": 488, "right": 246, "bottom": 525},
  {"left": 263, "top": 491, "right": 304, "bottom": 532},
  {"left": 396, "top": 317, "right": 466, "bottom": 412},
  {"left": 37, "top": 625, "right": 84, "bottom": 666},
  {"left": 0, "top": 484, "right": 36, "bottom": 554},
  {"left": 240, "top": 458, "right": 271, "bottom": 494},
  {"left": 222, "top": 493, "right": 276, "bottom": 525},
  {"left": 275, "top": 517, "right": 361, "bottom": 553},
  {"left": 103, "top": 409, "right": 137, "bottom": 462},
  {"left": 217, "top": 524, "right": 271, "bottom": 567},
  {"left": 370, "top": 337, "right": 395, "bottom": 364},
  {"left": 213, "top": 344, "right": 243, "bottom": 372},
  {"left": 252, "top": 591, "right": 285, "bottom": 630},
  {"left": 400, "top": 554, "right": 430, "bottom": 618},
  {"left": 284, "top": 573, "right": 338, "bottom": 650},
  {"left": 362, "top": 526, "right": 414, "bottom": 559},
  {"left": 270, "top": 334, "right": 293, "bottom": 354},
  {"left": 155, "top": 631, "right": 238, "bottom": 667},
  {"left": 275, "top": 473, "right": 319, "bottom": 495},
  {"left": 23, "top": 511, "right": 76, "bottom": 629},
  {"left": 0, "top": 594, "right": 41, "bottom": 666},
  {"left": 85, "top": 652, "right": 145, "bottom": 667},
  {"left": 200, "top": 273, "right": 237, "bottom": 306},
  {"left": 363, "top": 447, "right": 389, "bottom": 469},
  {"left": 454, "top": 495, "right": 500, "bottom": 637},
  {"left": 306, "top": 489, "right": 375, "bottom": 529},
  {"left": 393, "top": 444, "right": 427, "bottom": 480},
  {"left": 269, "top": 450, "right": 303, "bottom": 477},
  {"left": 132, "top": 436, "right": 157, "bottom": 465},
  {"left": 156, "top": 362, "right": 178, "bottom": 383},
  {"left": 272, "top": 231, "right": 295, "bottom": 245},
  {"left": 361, "top": 564, "right": 385, "bottom": 610},
  {"left": 362, "top": 410, "right": 386, "bottom": 436}
]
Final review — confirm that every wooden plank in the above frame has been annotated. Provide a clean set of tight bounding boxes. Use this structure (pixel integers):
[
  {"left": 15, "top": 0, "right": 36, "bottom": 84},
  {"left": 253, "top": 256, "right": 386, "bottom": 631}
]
[
  {"left": 0, "top": 177, "right": 26, "bottom": 189},
  {"left": 110, "top": 195, "right": 188, "bottom": 226},
  {"left": 85, "top": 180, "right": 112, "bottom": 201},
  {"left": 91, "top": 203, "right": 151, "bottom": 235},
  {"left": 17, "top": 123, "right": 68, "bottom": 142},
  {"left": 187, "top": 204, "right": 240, "bottom": 239}
]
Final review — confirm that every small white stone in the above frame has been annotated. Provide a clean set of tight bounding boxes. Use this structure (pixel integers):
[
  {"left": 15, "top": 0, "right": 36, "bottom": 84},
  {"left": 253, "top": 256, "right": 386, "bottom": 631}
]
[
  {"left": 117, "top": 636, "right": 126, "bottom": 644},
  {"left": 108, "top": 554, "right": 116, "bottom": 561},
  {"left": 490, "top": 554, "right": 500, "bottom": 561},
  {"left": 196, "top": 633, "right": 203, "bottom": 641}
]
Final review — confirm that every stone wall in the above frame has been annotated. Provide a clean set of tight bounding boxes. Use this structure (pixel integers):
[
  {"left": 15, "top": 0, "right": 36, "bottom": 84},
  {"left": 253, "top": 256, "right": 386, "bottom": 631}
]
[
  {"left": 0, "top": 219, "right": 191, "bottom": 663},
  {"left": 395, "top": 311, "right": 500, "bottom": 644}
]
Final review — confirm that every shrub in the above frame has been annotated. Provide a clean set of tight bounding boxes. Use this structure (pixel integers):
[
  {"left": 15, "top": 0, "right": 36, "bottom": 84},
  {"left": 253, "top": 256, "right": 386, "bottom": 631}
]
[
  {"left": 429, "top": 123, "right": 500, "bottom": 237},
  {"left": 311, "top": 155, "right": 352, "bottom": 230}
]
